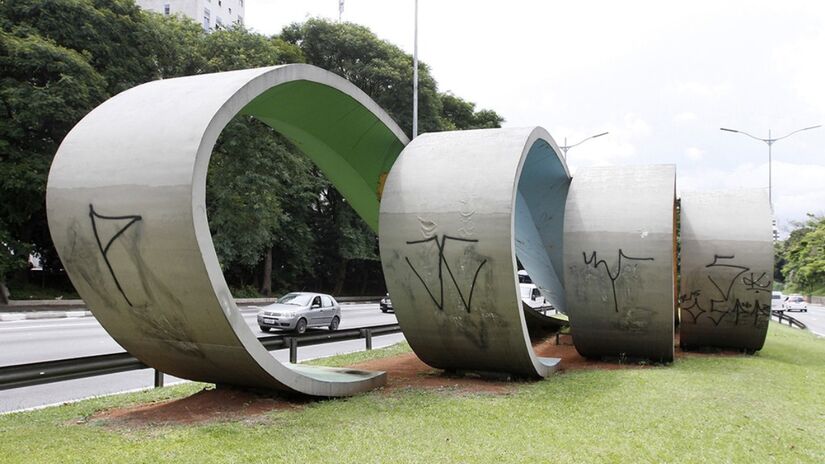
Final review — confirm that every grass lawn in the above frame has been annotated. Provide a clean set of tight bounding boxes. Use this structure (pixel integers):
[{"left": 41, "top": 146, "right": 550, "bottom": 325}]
[{"left": 1, "top": 323, "right": 823, "bottom": 463}]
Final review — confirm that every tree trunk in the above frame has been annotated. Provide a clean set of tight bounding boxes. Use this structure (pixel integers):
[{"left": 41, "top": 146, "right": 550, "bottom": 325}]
[
  {"left": 261, "top": 247, "right": 273, "bottom": 297},
  {"left": 359, "top": 266, "right": 370, "bottom": 295},
  {"left": 0, "top": 281, "right": 9, "bottom": 305},
  {"left": 332, "top": 258, "right": 348, "bottom": 296}
]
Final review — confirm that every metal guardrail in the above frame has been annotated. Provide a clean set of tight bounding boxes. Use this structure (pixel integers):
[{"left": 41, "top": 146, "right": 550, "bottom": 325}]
[
  {"left": 0, "top": 323, "right": 402, "bottom": 391},
  {"left": 771, "top": 310, "right": 807, "bottom": 330},
  {"left": 0, "top": 296, "right": 383, "bottom": 312}
]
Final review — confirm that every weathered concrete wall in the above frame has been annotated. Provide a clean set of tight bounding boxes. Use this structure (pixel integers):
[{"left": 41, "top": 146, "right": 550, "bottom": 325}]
[
  {"left": 563, "top": 165, "right": 676, "bottom": 361},
  {"left": 679, "top": 189, "right": 773, "bottom": 351},
  {"left": 379, "top": 127, "right": 568, "bottom": 377}
]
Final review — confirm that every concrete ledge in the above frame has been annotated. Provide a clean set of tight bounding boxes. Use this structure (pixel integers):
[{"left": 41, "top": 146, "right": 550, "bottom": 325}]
[
  {"left": 0, "top": 310, "right": 94, "bottom": 321},
  {"left": 0, "top": 300, "right": 86, "bottom": 311}
]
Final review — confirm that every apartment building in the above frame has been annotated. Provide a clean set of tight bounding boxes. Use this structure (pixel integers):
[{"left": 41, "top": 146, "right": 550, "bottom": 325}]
[{"left": 136, "top": 0, "right": 245, "bottom": 31}]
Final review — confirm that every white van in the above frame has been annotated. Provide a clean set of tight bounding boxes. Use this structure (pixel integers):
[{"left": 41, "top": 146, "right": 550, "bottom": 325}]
[{"left": 771, "top": 291, "right": 784, "bottom": 311}]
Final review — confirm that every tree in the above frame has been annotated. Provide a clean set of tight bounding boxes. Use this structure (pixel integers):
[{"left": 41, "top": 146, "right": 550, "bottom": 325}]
[
  {"left": 782, "top": 214, "right": 825, "bottom": 295},
  {"left": 281, "top": 19, "right": 443, "bottom": 137},
  {"left": 199, "top": 26, "right": 313, "bottom": 296},
  {"left": 279, "top": 19, "right": 505, "bottom": 294},
  {"left": 0, "top": 26, "right": 108, "bottom": 284},
  {"left": 439, "top": 92, "right": 504, "bottom": 130},
  {"left": 0, "top": 222, "right": 28, "bottom": 304},
  {"left": 0, "top": 8, "right": 507, "bottom": 299},
  {"left": 0, "top": 0, "right": 199, "bottom": 278}
]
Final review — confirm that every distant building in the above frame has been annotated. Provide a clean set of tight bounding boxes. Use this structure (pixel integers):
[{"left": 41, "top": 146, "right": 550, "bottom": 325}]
[
  {"left": 136, "top": 0, "right": 245, "bottom": 31},
  {"left": 772, "top": 218, "right": 779, "bottom": 242}
]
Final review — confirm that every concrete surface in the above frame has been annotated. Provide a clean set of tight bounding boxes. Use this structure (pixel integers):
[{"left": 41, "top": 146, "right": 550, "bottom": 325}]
[
  {"left": 679, "top": 189, "right": 773, "bottom": 351},
  {"left": 46, "top": 65, "right": 407, "bottom": 396},
  {"left": 563, "top": 164, "right": 676, "bottom": 362},
  {"left": 379, "top": 127, "right": 567, "bottom": 377}
]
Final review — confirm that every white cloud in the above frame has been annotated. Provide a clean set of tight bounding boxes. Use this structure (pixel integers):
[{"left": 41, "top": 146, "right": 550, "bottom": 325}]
[
  {"left": 685, "top": 147, "right": 705, "bottom": 161},
  {"left": 674, "top": 112, "right": 698, "bottom": 123},
  {"left": 678, "top": 160, "right": 825, "bottom": 232},
  {"left": 672, "top": 81, "right": 730, "bottom": 99},
  {"left": 244, "top": 1, "right": 825, "bottom": 231},
  {"left": 560, "top": 113, "right": 654, "bottom": 171},
  {"left": 773, "top": 27, "right": 825, "bottom": 115}
]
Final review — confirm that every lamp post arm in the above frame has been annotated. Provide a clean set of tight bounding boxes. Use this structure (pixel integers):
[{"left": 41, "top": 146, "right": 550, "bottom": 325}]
[
  {"left": 566, "top": 132, "right": 609, "bottom": 149},
  {"left": 772, "top": 125, "right": 822, "bottom": 143},
  {"left": 720, "top": 127, "right": 768, "bottom": 144}
]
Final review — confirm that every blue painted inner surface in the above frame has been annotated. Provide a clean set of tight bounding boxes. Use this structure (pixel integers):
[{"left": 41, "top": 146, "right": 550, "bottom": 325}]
[{"left": 514, "top": 139, "right": 571, "bottom": 313}]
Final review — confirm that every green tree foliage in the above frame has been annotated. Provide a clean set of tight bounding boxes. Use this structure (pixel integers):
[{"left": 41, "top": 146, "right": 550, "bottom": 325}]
[
  {"left": 0, "top": 25, "right": 108, "bottom": 281},
  {"left": 281, "top": 19, "right": 443, "bottom": 137},
  {"left": 439, "top": 92, "right": 504, "bottom": 130},
  {"left": 781, "top": 214, "right": 825, "bottom": 295},
  {"left": 0, "top": 3, "right": 505, "bottom": 298},
  {"left": 279, "top": 19, "right": 504, "bottom": 294},
  {"left": 3, "top": 0, "right": 162, "bottom": 93}
]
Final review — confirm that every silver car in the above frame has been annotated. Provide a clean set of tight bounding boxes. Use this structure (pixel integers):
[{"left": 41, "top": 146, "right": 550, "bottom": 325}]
[
  {"left": 782, "top": 295, "right": 808, "bottom": 312},
  {"left": 257, "top": 292, "right": 341, "bottom": 334}
]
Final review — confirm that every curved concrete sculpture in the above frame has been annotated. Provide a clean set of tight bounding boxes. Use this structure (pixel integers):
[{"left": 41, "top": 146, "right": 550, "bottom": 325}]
[
  {"left": 522, "top": 307, "right": 568, "bottom": 337},
  {"left": 563, "top": 165, "right": 676, "bottom": 361},
  {"left": 379, "top": 127, "right": 570, "bottom": 377},
  {"left": 679, "top": 189, "right": 773, "bottom": 351},
  {"left": 46, "top": 64, "right": 409, "bottom": 396}
]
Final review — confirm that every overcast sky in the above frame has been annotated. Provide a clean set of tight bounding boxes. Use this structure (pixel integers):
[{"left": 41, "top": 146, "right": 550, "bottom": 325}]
[{"left": 247, "top": 1, "right": 825, "bottom": 236}]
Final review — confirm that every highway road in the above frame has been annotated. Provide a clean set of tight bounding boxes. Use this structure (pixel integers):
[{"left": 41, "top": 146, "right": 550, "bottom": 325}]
[
  {"left": 0, "top": 303, "right": 401, "bottom": 413},
  {"left": 781, "top": 303, "right": 825, "bottom": 337}
]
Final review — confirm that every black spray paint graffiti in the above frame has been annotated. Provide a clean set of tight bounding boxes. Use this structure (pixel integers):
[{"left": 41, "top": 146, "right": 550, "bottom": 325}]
[
  {"left": 743, "top": 272, "right": 771, "bottom": 292},
  {"left": 405, "top": 235, "right": 487, "bottom": 313},
  {"left": 89, "top": 204, "right": 142, "bottom": 307},
  {"left": 582, "top": 249, "right": 655, "bottom": 312},
  {"left": 680, "top": 254, "right": 771, "bottom": 327}
]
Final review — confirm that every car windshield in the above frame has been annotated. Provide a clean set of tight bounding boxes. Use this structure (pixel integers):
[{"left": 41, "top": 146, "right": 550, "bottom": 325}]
[
  {"left": 520, "top": 286, "right": 531, "bottom": 299},
  {"left": 791, "top": 297, "right": 804, "bottom": 302},
  {"left": 772, "top": 294, "right": 782, "bottom": 300},
  {"left": 277, "top": 293, "right": 313, "bottom": 306}
]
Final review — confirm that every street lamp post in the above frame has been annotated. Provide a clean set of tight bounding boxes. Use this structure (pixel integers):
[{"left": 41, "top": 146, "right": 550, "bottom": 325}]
[
  {"left": 559, "top": 132, "right": 609, "bottom": 158},
  {"left": 720, "top": 125, "right": 821, "bottom": 205},
  {"left": 412, "top": 0, "right": 419, "bottom": 138}
]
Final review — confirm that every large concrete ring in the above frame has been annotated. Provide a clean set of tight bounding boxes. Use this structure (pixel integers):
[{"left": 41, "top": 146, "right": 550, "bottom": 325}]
[
  {"left": 379, "top": 127, "right": 569, "bottom": 377},
  {"left": 46, "top": 65, "right": 408, "bottom": 396},
  {"left": 563, "top": 165, "right": 676, "bottom": 361},
  {"left": 679, "top": 189, "right": 773, "bottom": 351}
]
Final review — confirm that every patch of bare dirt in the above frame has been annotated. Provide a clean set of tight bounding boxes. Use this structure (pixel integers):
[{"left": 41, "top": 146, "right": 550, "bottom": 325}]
[
  {"left": 351, "top": 352, "right": 516, "bottom": 394},
  {"left": 92, "top": 387, "right": 303, "bottom": 427},
  {"left": 91, "top": 329, "right": 743, "bottom": 427}
]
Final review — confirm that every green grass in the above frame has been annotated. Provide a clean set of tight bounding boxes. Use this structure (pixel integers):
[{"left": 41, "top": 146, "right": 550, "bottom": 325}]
[
  {"left": 303, "top": 341, "right": 411, "bottom": 367},
  {"left": 1, "top": 324, "right": 823, "bottom": 463}
]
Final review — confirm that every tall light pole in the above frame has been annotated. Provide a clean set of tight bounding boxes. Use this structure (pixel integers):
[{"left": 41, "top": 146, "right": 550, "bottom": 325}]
[
  {"left": 720, "top": 125, "right": 821, "bottom": 205},
  {"left": 559, "top": 132, "right": 609, "bottom": 158},
  {"left": 412, "top": 0, "right": 419, "bottom": 138}
]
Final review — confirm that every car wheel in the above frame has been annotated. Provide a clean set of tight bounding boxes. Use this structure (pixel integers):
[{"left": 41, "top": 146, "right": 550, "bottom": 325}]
[
  {"left": 381, "top": 308, "right": 387, "bottom": 313},
  {"left": 260, "top": 326, "right": 270, "bottom": 333},
  {"left": 295, "top": 318, "right": 307, "bottom": 334},
  {"left": 329, "top": 316, "right": 340, "bottom": 331}
]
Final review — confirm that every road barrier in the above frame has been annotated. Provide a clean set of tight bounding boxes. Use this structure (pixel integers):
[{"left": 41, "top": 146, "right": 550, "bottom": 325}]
[
  {"left": 0, "top": 324, "right": 401, "bottom": 391},
  {"left": 0, "top": 296, "right": 383, "bottom": 313},
  {"left": 771, "top": 310, "right": 807, "bottom": 330}
]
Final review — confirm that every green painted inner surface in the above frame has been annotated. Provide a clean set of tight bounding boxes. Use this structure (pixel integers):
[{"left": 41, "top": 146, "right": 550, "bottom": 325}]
[{"left": 241, "top": 80, "right": 406, "bottom": 231}]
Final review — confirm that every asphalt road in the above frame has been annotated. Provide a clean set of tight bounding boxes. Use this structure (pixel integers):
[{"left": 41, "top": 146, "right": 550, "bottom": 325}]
[
  {"left": 780, "top": 303, "right": 825, "bottom": 337},
  {"left": 0, "top": 303, "right": 400, "bottom": 413}
]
